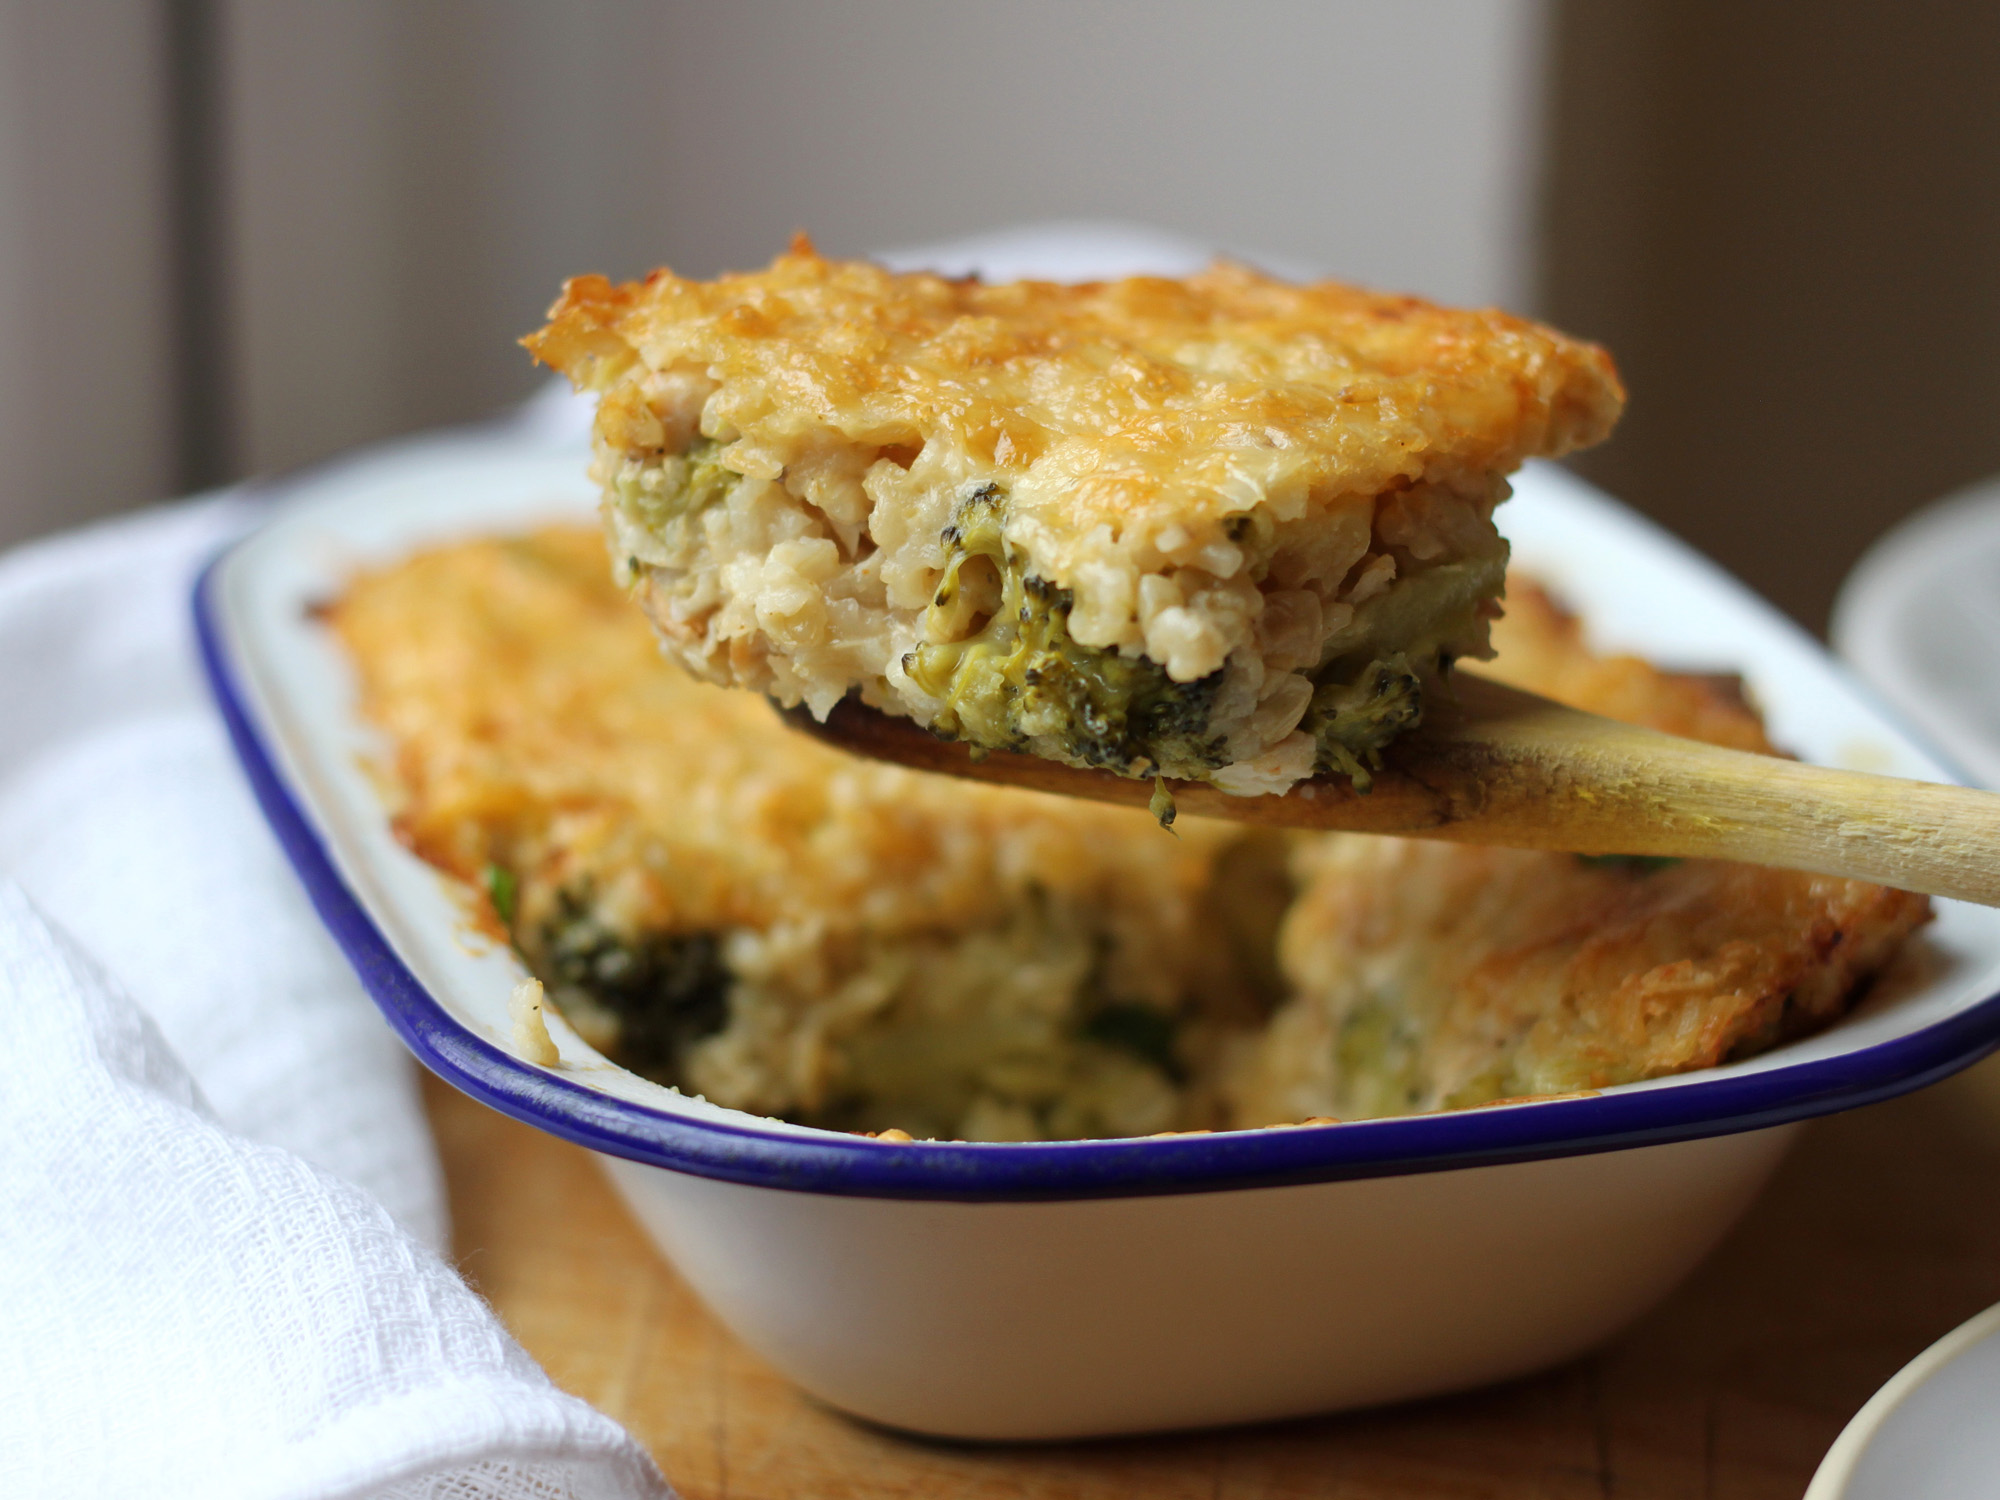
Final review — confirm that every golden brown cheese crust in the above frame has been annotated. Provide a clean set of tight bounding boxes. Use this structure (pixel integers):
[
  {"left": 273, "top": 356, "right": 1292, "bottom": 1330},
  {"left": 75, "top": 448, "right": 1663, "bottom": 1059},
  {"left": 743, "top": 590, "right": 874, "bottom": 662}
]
[
  {"left": 1231, "top": 586, "right": 1934, "bottom": 1120},
  {"left": 1265, "top": 839, "right": 1927, "bottom": 1115},
  {"left": 1480, "top": 587, "right": 1779, "bottom": 756},
  {"left": 527, "top": 239, "right": 1624, "bottom": 544}
]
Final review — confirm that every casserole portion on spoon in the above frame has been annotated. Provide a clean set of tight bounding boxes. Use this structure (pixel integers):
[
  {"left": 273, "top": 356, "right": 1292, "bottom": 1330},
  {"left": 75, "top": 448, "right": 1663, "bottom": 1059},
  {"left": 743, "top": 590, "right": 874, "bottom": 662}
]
[{"left": 527, "top": 238, "right": 1623, "bottom": 799}]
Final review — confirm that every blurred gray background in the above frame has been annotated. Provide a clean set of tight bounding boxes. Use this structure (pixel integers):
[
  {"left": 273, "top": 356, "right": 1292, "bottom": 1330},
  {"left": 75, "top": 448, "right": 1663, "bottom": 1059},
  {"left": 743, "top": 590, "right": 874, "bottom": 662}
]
[{"left": 0, "top": 0, "right": 1994, "bottom": 631}]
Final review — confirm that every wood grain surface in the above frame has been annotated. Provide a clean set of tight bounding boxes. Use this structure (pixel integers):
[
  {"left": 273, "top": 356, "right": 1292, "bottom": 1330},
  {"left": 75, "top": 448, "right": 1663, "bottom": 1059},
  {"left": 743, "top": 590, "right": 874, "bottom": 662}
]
[{"left": 424, "top": 1063, "right": 2000, "bottom": 1499}]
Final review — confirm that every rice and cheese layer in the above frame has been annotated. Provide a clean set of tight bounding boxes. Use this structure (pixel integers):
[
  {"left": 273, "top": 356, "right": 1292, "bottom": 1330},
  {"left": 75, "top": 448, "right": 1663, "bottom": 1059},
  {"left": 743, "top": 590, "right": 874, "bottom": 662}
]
[
  {"left": 329, "top": 528, "right": 1930, "bottom": 1140},
  {"left": 526, "top": 240, "right": 1626, "bottom": 795}
]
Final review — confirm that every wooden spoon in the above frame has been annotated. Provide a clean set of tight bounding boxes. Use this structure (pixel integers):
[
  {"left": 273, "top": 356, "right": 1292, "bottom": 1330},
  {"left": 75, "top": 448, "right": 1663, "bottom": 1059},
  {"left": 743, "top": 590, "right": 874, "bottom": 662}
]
[{"left": 785, "top": 672, "right": 2000, "bottom": 906}]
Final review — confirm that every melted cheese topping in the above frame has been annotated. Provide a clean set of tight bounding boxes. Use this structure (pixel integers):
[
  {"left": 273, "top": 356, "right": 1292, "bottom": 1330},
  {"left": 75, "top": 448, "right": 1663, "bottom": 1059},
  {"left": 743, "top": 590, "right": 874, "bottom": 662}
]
[{"left": 527, "top": 238, "right": 1624, "bottom": 562}]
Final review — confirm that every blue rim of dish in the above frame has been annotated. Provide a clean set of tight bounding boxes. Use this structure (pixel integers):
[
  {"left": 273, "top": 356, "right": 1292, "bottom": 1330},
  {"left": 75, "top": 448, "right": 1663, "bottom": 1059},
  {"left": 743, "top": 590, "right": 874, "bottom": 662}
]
[{"left": 193, "top": 542, "right": 2000, "bottom": 1203}]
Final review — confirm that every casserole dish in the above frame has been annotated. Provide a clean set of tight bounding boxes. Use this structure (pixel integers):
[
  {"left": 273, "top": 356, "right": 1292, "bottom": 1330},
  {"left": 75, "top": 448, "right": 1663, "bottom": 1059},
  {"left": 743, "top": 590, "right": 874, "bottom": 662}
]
[{"left": 197, "top": 425, "right": 2000, "bottom": 1440}]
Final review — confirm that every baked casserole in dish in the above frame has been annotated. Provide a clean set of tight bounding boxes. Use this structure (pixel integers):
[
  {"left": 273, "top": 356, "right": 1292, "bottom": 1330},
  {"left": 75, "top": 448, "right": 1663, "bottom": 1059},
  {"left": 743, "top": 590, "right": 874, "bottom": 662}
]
[
  {"left": 328, "top": 528, "right": 1926, "bottom": 1142},
  {"left": 198, "top": 428, "right": 2000, "bottom": 1440}
]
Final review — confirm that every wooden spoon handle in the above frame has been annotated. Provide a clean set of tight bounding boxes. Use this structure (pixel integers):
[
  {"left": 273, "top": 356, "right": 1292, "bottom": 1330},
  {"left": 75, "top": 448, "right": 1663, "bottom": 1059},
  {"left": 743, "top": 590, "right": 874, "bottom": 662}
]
[
  {"left": 793, "top": 675, "right": 2000, "bottom": 905},
  {"left": 1362, "top": 675, "right": 2000, "bottom": 904}
]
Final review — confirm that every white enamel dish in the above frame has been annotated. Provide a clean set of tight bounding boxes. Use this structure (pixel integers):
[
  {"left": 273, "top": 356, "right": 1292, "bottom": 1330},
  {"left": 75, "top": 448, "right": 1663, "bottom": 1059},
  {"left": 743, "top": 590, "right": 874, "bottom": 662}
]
[{"left": 197, "top": 424, "right": 2000, "bottom": 1441}]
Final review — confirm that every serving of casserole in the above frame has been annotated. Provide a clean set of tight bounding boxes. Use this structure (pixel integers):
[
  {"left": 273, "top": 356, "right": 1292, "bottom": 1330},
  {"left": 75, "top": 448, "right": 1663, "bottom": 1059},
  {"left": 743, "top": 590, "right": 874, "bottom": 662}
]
[{"left": 525, "top": 242, "right": 1623, "bottom": 799}]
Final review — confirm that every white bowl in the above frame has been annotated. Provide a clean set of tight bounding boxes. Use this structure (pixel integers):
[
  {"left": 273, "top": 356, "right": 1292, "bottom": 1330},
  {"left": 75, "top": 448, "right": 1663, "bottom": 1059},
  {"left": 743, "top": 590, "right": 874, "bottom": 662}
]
[{"left": 196, "top": 425, "right": 2000, "bottom": 1440}]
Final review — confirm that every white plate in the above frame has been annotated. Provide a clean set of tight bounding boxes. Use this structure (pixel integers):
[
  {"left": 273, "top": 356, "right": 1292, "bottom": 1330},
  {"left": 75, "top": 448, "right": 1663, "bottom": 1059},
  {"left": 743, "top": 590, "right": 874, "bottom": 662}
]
[
  {"left": 1835, "top": 473, "right": 2000, "bottom": 789},
  {"left": 1808, "top": 1300, "right": 2000, "bottom": 1499}
]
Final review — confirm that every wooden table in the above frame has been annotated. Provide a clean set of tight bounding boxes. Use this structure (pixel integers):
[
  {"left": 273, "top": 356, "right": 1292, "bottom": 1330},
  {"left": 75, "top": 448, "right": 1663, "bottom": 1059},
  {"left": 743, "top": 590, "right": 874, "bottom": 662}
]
[{"left": 424, "top": 1062, "right": 2000, "bottom": 1499}]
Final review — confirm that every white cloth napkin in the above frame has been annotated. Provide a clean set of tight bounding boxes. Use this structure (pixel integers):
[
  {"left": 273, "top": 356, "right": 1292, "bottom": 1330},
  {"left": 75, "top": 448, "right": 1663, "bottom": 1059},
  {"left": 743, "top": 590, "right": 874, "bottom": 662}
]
[{"left": 0, "top": 496, "right": 668, "bottom": 1498}]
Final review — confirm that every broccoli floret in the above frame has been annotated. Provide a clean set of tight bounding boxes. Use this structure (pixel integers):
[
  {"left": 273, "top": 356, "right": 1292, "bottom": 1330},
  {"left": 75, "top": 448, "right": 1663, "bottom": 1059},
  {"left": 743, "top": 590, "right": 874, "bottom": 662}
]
[
  {"left": 481, "top": 861, "right": 518, "bottom": 927},
  {"left": 1081, "top": 1002, "right": 1185, "bottom": 1084},
  {"left": 907, "top": 485, "right": 1494, "bottom": 792},
  {"left": 1301, "top": 655, "right": 1426, "bottom": 791},
  {"left": 906, "top": 486, "right": 1227, "bottom": 779},
  {"left": 534, "top": 886, "right": 731, "bottom": 1082},
  {"left": 611, "top": 435, "right": 740, "bottom": 530},
  {"left": 1575, "top": 854, "right": 1683, "bottom": 874}
]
